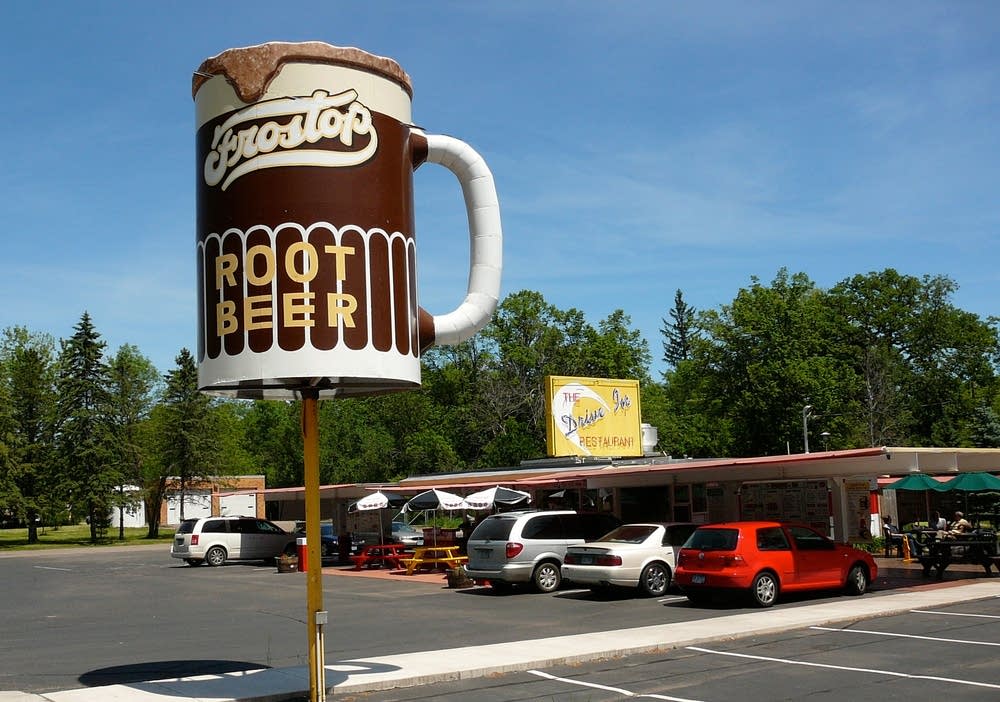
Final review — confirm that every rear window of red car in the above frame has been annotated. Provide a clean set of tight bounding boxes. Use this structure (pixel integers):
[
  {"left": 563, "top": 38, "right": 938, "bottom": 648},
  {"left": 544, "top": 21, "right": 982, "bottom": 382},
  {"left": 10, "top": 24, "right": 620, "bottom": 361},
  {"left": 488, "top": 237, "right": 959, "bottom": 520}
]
[{"left": 684, "top": 528, "right": 739, "bottom": 550}]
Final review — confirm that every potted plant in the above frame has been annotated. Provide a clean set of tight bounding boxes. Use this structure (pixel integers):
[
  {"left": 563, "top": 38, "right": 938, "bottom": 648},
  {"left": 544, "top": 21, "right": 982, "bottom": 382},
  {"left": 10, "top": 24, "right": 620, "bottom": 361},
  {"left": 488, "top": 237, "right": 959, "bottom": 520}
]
[{"left": 276, "top": 553, "right": 298, "bottom": 573}]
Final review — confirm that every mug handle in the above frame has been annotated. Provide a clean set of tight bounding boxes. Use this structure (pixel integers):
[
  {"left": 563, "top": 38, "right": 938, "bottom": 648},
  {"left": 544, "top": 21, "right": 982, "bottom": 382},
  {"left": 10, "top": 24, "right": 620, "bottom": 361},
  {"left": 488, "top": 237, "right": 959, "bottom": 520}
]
[{"left": 422, "top": 133, "right": 503, "bottom": 346}]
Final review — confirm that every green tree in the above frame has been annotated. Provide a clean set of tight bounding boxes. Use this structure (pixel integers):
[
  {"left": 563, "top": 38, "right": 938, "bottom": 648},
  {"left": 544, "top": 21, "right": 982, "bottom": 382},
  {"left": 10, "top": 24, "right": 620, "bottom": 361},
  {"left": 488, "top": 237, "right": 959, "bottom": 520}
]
[
  {"left": 0, "top": 327, "right": 58, "bottom": 541},
  {"left": 158, "top": 348, "right": 221, "bottom": 526},
  {"left": 685, "top": 270, "right": 857, "bottom": 456},
  {"left": 55, "top": 313, "right": 115, "bottom": 542},
  {"left": 829, "top": 269, "right": 998, "bottom": 446},
  {"left": 106, "top": 344, "right": 160, "bottom": 539},
  {"left": 242, "top": 400, "right": 303, "bottom": 488},
  {"left": 661, "top": 289, "right": 698, "bottom": 370}
]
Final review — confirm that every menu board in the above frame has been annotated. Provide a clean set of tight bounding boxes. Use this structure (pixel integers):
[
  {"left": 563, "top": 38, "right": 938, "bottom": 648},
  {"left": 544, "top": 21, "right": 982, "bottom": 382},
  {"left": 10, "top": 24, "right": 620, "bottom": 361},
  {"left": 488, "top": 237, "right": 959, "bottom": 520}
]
[
  {"left": 844, "top": 479, "right": 873, "bottom": 541},
  {"left": 740, "top": 480, "right": 830, "bottom": 532}
]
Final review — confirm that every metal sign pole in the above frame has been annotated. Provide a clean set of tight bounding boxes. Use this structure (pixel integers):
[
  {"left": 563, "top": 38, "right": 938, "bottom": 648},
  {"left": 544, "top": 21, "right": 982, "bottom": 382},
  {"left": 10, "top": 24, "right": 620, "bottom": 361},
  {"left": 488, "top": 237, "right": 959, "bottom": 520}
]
[{"left": 302, "top": 390, "right": 325, "bottom": 702}]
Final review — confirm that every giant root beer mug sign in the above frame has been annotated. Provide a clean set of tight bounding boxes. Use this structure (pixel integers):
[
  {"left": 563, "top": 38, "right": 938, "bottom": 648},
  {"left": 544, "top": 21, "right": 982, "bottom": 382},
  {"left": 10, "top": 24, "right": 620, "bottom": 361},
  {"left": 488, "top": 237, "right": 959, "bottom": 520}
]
[{"left": 193, "top": 42, "right": 502, "bottom": 398}]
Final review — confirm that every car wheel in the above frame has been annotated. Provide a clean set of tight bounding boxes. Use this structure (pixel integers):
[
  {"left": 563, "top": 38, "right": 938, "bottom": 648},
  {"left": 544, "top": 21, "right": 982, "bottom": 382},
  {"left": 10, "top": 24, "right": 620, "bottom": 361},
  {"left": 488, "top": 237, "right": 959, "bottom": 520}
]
[
  {"left": 183, "top": 558, "right": 202, "bottom": 567},
  {"left": 204, "top": 545, "right": 227, "bottom": 567},
  {"left": 750, "top": 571, "right": 778, "bottom": 607},
  {"left": 532, "top": 562, "right": 562, "bottom": 593},
  {"left": 845, "top": 564, "right": 869, "bottom": 596},
  {"left": 640, "top": 562, "right": 671, "bottom": 597}
]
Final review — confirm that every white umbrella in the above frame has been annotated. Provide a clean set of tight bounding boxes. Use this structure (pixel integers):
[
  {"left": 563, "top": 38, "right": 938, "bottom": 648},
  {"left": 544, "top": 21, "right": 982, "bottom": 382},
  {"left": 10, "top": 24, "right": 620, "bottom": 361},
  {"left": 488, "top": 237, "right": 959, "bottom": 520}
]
[
  {"left": 349, "top": 490, "right": 408, "bottom": 512},
  {"left": 465, "top": 486, "right": 531, "bottom": 510},
  {"left": 402, "top": 489, "right": 469, "bottom": 512},
  {"left": 349, "top": 490, "right": 408, "bottom": 544},
  {"left": 402, "top": 489, "right": 469, "bottom": 547}
]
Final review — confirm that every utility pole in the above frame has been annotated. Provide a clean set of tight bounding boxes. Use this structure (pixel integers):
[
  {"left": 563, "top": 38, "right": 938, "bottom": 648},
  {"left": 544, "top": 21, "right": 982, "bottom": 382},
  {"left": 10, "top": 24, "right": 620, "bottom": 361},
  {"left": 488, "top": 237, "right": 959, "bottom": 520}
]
[{"left": 802, "top": 404, "right": 813, "bottom": 453}]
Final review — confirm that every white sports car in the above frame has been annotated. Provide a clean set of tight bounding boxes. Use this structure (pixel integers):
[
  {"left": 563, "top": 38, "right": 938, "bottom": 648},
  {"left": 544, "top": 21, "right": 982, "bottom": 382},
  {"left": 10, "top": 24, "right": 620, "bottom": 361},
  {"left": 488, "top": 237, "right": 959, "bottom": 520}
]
[{"left": 561, "top": 522, "right": 698, "bottom": 597}]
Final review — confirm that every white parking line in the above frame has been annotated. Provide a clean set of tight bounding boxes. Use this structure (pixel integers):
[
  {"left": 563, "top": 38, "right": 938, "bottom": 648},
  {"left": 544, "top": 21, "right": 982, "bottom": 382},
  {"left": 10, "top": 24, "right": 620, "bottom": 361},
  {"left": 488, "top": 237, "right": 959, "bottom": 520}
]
[
  {"left": 528, "top": 669, "right": 705, "bottom": 701},
  {"left": 687, "top": 646, "right": 1000, "bottom": 690},
  {"left": 810, "top": 626, "right": 1000, "bottom": 646},
  {"left": 911, "top": 609, "right": 1000, "bottom": 619},
  {"left": 33, "top": 565, "right": 72, "bottom": 571}
]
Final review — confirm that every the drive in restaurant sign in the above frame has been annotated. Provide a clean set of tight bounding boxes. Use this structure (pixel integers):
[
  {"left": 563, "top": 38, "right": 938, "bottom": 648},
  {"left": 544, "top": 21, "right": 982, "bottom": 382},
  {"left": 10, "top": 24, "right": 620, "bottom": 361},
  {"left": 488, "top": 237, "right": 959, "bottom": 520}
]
[{"left": 545, "top": 376, "right": 642, "bottom": 458}]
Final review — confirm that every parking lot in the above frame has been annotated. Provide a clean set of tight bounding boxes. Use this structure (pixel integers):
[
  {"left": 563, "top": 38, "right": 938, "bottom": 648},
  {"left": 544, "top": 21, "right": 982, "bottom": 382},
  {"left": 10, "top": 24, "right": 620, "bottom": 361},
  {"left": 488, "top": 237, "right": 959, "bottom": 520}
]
[
  {"left": 337, "top": 596, "right": 1000, "bottom": 701},
  {"left": 1, "top": 545, "right": 997, "bottom": 699}
]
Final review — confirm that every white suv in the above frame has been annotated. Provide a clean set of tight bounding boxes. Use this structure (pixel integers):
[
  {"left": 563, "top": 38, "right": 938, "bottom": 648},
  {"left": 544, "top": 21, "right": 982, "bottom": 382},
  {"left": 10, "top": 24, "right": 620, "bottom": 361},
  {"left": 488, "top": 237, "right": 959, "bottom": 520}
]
[
  {"left": 171, "top": 516, "right": 296, "bottom": 567},
  {"left": 465, "top": 510, "right": 621, "bottom": 592}
]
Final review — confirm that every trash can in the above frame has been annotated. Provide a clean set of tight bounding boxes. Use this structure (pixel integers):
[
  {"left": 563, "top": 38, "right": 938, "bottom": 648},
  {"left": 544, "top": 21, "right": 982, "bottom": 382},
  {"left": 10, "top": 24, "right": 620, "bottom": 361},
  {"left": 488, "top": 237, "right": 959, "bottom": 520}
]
[{"left": 296, "top": 537, "right": 308, "bottom": 572}]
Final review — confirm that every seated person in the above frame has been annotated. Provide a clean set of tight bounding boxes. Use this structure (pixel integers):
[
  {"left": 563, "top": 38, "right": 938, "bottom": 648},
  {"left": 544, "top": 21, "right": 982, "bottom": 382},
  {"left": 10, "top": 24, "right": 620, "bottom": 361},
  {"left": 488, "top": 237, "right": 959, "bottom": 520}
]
[
  {"left": 932, "top": 510, "right": 948, "bottom": 532},
  {"left": 949, "top": 511, "right": 972, "bottom": 534},
  {"left": 883, "top": 515, "right": 922, "bottom": 556}
]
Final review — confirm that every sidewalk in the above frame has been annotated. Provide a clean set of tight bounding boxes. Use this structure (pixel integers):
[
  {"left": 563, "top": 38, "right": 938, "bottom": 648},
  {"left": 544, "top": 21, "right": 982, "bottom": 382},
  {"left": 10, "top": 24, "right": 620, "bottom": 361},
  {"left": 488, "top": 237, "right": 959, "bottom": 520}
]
[{"left": 5, "top": 560, "right": 998, "bottom": 702}]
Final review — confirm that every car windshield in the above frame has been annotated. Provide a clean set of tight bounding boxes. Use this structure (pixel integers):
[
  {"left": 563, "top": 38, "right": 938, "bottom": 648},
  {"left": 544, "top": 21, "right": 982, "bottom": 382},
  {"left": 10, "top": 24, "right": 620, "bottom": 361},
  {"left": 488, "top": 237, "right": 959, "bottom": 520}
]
[
  {"left": 176, "top": 519, "right": 197, "bottom": 534},
  {"left": 595, "top": 525, "right": 657, "bottom": 544},
  {"left": 683, "top": 528, "right": 739, "bottom": 550}
]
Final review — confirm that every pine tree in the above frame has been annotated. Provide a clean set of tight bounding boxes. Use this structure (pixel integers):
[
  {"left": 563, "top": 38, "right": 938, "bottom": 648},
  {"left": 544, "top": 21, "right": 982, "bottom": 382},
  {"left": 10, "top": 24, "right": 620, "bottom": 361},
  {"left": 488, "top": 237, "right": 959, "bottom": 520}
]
[
  {"left": 661, "top": 289, "right": 698, "bottom": 368},
  {"left": 55, "top": 313, "right": 115, "bottom": 542},
  {"left": 159, "top": 348, "right": 216, "bottom": 522}
]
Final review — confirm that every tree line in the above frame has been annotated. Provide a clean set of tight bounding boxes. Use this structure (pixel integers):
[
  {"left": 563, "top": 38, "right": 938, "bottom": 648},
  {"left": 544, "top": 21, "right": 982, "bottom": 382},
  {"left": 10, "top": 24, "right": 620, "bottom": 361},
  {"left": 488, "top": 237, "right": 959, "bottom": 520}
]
[{"left": 2, "top": 269, "right": 998, "bottom": 542}]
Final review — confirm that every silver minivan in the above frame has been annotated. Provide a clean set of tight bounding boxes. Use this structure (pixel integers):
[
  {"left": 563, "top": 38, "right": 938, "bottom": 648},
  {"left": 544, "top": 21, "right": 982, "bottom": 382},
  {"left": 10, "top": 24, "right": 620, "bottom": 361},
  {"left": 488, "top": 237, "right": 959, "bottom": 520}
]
[{"left": 464, "top": 510, "right": 621, "bottom": 592}]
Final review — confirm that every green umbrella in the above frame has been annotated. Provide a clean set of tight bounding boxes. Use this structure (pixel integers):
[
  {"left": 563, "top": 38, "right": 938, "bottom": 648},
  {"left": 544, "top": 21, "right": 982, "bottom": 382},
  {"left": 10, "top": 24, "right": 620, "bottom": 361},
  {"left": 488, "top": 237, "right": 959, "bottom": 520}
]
[
  {"left": 884, "top": 473, "right": 946, "bottom": 527},
  {"left": 884, "top": 473, "right": 948, "bottom": 491},
  {"left": 939, "top": 472, "right": 1000, "bottom": 492}
]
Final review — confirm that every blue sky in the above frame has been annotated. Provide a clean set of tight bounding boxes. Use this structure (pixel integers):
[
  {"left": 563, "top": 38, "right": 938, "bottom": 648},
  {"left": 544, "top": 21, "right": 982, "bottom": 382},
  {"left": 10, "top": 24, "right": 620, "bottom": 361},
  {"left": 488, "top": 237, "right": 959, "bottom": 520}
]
[{"left": 2, "top": 2, "right": 998, "bottom": 378}]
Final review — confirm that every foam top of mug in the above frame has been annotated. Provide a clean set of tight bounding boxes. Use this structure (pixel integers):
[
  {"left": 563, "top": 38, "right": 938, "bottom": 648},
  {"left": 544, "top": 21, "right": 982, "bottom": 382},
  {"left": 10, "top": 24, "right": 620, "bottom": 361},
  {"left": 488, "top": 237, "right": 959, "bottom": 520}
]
[{"left": 193, "top": 41, "right": 412, "bottom": 102}]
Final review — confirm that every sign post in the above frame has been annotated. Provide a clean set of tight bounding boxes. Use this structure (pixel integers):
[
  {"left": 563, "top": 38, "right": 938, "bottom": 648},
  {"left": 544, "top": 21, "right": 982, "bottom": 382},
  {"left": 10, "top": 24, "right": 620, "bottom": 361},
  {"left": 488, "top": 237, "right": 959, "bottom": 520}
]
[
  {"left": 192, "top": 42, "right": 503, "bottom": 702},
  {"left": 302, "top": 391, "right": 324, "bottom": 700}
]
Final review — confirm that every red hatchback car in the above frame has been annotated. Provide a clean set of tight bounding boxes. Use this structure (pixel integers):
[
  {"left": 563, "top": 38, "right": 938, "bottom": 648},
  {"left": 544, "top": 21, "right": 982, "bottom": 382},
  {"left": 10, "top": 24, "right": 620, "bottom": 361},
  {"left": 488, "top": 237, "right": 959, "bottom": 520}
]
[{"left": 674, "top": 521, "right": 878, "bottom": 607}]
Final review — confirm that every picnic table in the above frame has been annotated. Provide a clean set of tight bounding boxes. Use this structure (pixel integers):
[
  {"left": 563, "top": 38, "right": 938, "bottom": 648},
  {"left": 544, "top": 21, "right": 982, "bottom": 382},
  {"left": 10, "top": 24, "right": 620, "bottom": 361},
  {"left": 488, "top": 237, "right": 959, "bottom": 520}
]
[
  {"left": 350, "top": 543, "right": 411, "bottom": 570},
  {"left": 401, "top": 545, "right": 468, "bottom": 575},
  {"left": 916, "top": 533, "right": 999, "bottom": 578}
]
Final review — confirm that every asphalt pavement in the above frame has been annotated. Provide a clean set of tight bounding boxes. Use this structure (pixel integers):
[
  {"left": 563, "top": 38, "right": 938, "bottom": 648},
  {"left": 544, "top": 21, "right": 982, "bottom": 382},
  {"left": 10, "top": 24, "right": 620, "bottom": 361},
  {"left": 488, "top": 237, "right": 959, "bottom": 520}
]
[{"left": 2, "top": 558, "right": 998, "bottom": 702}]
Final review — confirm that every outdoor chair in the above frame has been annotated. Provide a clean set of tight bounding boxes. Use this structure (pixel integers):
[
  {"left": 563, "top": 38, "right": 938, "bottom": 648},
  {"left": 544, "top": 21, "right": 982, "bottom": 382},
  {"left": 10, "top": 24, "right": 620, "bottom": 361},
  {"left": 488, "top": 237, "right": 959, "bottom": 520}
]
[{"left": 882, "top": 526, "right": 904, "bottom": 557}]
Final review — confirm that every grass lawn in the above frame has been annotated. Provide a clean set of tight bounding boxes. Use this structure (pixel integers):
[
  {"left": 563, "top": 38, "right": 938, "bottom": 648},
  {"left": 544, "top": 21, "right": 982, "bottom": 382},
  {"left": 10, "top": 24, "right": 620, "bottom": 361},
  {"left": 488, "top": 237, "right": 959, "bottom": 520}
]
[{"left": 0, "top": 523, "right": 175, "bottom": 550}]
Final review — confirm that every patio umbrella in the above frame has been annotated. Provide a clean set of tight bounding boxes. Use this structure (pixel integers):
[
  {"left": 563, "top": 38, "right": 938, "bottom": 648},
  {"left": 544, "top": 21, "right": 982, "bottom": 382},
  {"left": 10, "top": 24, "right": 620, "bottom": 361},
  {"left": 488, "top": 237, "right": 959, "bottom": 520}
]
[
  {"left": 402, "top": 489, "right": 469, "bottom": 512},
  {"left": 348, "top": 490, "right": 408, "bottom": 512},
  {"left": 348, "top": 490, "right": 408, "bottom": 544},
  {"left": 884, "top": 473, "right": 947, "bottom": 527},
  {"left": 939, "top": 472, "right": 1000, "bottom": 492},
  {"left": 465, "top": 486, "right": 531, "bottom": 510},
  {"left": 884, "top": 474, "right": 948, "bottom": 491},
  {"left": 938, "top": 472, "right": 1000, "bottom": 525}
]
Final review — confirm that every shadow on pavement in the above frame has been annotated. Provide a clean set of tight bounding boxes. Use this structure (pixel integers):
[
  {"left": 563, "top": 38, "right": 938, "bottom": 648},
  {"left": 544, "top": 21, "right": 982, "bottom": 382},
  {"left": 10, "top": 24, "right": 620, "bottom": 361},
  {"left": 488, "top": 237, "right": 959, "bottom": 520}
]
[{"left": 79, "top": 660, "right": 269, "bottom": 686}]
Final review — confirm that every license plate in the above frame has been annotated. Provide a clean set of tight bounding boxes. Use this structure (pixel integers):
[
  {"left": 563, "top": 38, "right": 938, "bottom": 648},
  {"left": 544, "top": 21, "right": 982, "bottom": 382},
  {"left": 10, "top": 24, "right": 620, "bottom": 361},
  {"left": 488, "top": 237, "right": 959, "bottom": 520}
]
[
  {"left": 692, "top": 574, "right": 706, "bottom": 584},
  {"left": 580, "top": 555, "right": 594, "bottom": 565},
  {"left": 475, "top": 549, "right": 491, "bottom": 557}
]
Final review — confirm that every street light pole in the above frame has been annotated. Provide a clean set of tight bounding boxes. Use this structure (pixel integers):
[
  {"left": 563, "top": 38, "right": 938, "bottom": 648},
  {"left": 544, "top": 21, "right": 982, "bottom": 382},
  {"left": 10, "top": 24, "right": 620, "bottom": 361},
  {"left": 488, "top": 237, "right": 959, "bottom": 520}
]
[{"left": 802, "top": 404, "right": 812, "bottom": 453}]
